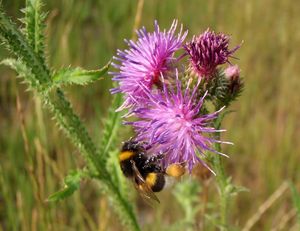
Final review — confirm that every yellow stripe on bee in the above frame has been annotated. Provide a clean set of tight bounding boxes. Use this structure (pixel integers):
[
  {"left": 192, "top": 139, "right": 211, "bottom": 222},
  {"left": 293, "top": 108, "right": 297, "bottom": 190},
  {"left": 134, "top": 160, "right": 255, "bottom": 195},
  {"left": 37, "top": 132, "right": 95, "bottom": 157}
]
[
  {"left": 119, "top": 151, "right": 135, "bottom": 161},
  {"left": 145, "top": 173, "right": 157, "bottom": 187}
]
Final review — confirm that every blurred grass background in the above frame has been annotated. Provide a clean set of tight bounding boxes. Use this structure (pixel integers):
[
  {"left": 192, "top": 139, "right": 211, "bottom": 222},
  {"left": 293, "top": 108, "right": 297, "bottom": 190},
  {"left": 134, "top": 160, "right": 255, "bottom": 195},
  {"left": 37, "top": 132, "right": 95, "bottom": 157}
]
[{"left": 1, "top": 0, "right": 300, "bottom": 230}]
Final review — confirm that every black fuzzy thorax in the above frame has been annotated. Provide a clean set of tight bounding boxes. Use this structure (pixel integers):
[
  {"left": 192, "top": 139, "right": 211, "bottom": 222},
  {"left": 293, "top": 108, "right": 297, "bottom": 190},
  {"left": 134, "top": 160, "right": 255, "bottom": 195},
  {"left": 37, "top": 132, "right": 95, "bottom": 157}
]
[{"left": 120, "top": 141, "right": 163, "bottom": 178}]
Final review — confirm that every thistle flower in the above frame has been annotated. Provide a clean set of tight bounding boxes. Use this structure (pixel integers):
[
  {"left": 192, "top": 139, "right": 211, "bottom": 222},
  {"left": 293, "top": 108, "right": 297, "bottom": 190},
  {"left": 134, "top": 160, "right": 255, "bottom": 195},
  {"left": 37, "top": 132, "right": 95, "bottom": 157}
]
[
  {"left": 128, "top": 74, "right": 232, "bottom": 173},
  {"left": 110, "top": 20, "right": 188, "bottom": 110},
  {"left": 184, "top": 29, "right": 239, "bottom": 79}
]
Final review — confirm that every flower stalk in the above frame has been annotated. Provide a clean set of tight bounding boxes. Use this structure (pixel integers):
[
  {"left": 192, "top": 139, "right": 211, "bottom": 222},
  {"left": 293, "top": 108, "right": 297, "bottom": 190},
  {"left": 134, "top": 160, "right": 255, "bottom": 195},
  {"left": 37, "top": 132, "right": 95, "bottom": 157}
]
[
  {"left": 213, "top": 131, "right": 230, "bottom": 231},
  {"left": 212, "top": 110, "right": 232, "bottom": 231}
]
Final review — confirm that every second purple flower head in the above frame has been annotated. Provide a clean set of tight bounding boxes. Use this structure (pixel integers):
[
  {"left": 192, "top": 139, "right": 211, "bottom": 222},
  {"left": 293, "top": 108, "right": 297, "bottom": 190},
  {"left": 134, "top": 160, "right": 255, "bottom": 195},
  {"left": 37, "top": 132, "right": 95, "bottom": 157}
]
[{"left": 184, "top": 29, "right": 240, "bottom": 79}]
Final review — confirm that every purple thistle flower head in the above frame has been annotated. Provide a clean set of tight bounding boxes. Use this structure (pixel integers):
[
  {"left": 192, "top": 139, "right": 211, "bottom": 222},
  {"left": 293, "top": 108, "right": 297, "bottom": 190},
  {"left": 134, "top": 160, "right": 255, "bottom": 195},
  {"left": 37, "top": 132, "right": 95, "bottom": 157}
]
[
  {"left": 184, "top": 29, "right": 239, "bottom": 79},
  {"left": 128, "top": 73, "right": 232, "bottom": 173},
  {"left": 109, "top": 20, "right": 188, "bottom": 110}
]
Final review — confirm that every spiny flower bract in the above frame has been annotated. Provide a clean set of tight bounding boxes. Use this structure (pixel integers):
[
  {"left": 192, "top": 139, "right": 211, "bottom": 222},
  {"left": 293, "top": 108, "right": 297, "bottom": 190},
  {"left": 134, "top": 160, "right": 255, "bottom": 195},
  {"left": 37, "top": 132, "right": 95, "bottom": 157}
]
[
  {"left": 184, "top": 29, "right": 239, "bottom": 79},
  {"left": 128, "top": 75, "right": 231, "bottom": 173},
  {"left": 110, "top": 20, "right": 187, "bottom": 110}
]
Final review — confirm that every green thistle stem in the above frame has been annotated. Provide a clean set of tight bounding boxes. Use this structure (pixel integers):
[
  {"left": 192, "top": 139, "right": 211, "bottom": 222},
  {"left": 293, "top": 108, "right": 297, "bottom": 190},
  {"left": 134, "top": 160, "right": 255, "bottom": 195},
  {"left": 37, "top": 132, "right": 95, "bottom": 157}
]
[
  {"left": 213, "top": 121, "right": 230, "bottom": 231},
  {"left": 43, "top": 90, "right": 140, "bottom": 231}
]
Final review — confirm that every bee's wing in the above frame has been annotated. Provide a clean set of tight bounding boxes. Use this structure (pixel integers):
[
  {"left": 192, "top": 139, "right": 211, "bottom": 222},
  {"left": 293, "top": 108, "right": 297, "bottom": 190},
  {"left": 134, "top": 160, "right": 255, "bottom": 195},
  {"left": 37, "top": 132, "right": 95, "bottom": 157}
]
[{"left": 130, "top": 160, "right": 160, "bottom": 204}]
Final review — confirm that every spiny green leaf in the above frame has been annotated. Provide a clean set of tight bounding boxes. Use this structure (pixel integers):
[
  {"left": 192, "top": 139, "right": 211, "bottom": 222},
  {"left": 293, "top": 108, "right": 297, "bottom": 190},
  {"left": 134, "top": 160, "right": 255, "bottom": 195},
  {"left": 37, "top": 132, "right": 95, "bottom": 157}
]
[
  {"left": 1, "top": 58, "right": 40, "bottom": 90},
  {"left": 0, "top": 7, "right": 50, "bottom": 87},
  {"left": 52, "top": 62, "right": 110, "bottom": 86},
  {"left": 173, "top": 178, "right": 201, "bottom": 227},
  {"left": 23, "top": 0, "right": 47, "bottom": 66},
  {"left": 47, "top": 169, "right": 85, "bottom": 202},
  {"left": 1, "top": 58, "right": 29, "bottom": 76},
  {"left": 289, "top": 182, "right": 300, "bottom": 223},
  {"left": 225, "top": 183, "right": 249, "bottom": 197}
]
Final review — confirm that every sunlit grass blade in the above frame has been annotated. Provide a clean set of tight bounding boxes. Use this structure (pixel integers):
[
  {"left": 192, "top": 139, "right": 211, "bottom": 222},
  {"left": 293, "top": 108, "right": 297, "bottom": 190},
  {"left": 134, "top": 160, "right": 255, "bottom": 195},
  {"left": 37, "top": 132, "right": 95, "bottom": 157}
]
[{"left": 98, "top": 93, "right": 122, "bottom": 160}]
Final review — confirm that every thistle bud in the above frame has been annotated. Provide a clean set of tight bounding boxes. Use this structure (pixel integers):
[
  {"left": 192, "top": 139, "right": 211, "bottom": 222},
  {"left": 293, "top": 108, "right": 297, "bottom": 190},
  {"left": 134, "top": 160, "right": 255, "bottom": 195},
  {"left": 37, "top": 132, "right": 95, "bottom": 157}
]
[{"left": 224, "top": 65, "right": 242, "bottom": 95}]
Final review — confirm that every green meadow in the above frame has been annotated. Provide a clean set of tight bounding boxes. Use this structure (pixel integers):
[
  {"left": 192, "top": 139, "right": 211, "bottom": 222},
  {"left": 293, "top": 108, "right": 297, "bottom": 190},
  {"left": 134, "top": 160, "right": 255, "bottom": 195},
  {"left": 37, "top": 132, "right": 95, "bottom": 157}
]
[{"left": 1, "top": 0, "right": 300, "bottom": 230}]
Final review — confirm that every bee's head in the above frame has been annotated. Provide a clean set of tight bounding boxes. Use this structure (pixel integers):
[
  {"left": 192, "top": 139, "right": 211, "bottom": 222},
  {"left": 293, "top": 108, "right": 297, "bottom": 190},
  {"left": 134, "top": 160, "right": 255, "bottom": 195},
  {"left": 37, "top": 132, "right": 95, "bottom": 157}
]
[{"left": 121, "top": 140, "right": 141, "bottom": 152}]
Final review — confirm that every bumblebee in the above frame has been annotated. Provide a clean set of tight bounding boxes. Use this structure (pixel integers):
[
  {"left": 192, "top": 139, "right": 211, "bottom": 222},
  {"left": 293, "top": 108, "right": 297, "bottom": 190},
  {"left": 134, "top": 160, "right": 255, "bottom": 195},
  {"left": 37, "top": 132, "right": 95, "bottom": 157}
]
[{"left": 119, "top": 140, "right": 185, "bottom": 203}]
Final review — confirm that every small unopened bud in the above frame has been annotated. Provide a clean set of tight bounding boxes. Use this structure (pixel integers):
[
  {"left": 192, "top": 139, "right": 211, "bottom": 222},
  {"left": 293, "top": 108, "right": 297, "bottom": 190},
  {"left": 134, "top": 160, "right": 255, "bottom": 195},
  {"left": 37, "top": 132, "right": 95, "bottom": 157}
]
[
  {"left": 224, "top": 65, "right": 240, "bottom": 78},
  {"left": 224, "top": 65, "right": 241, "bottom": 95}
]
